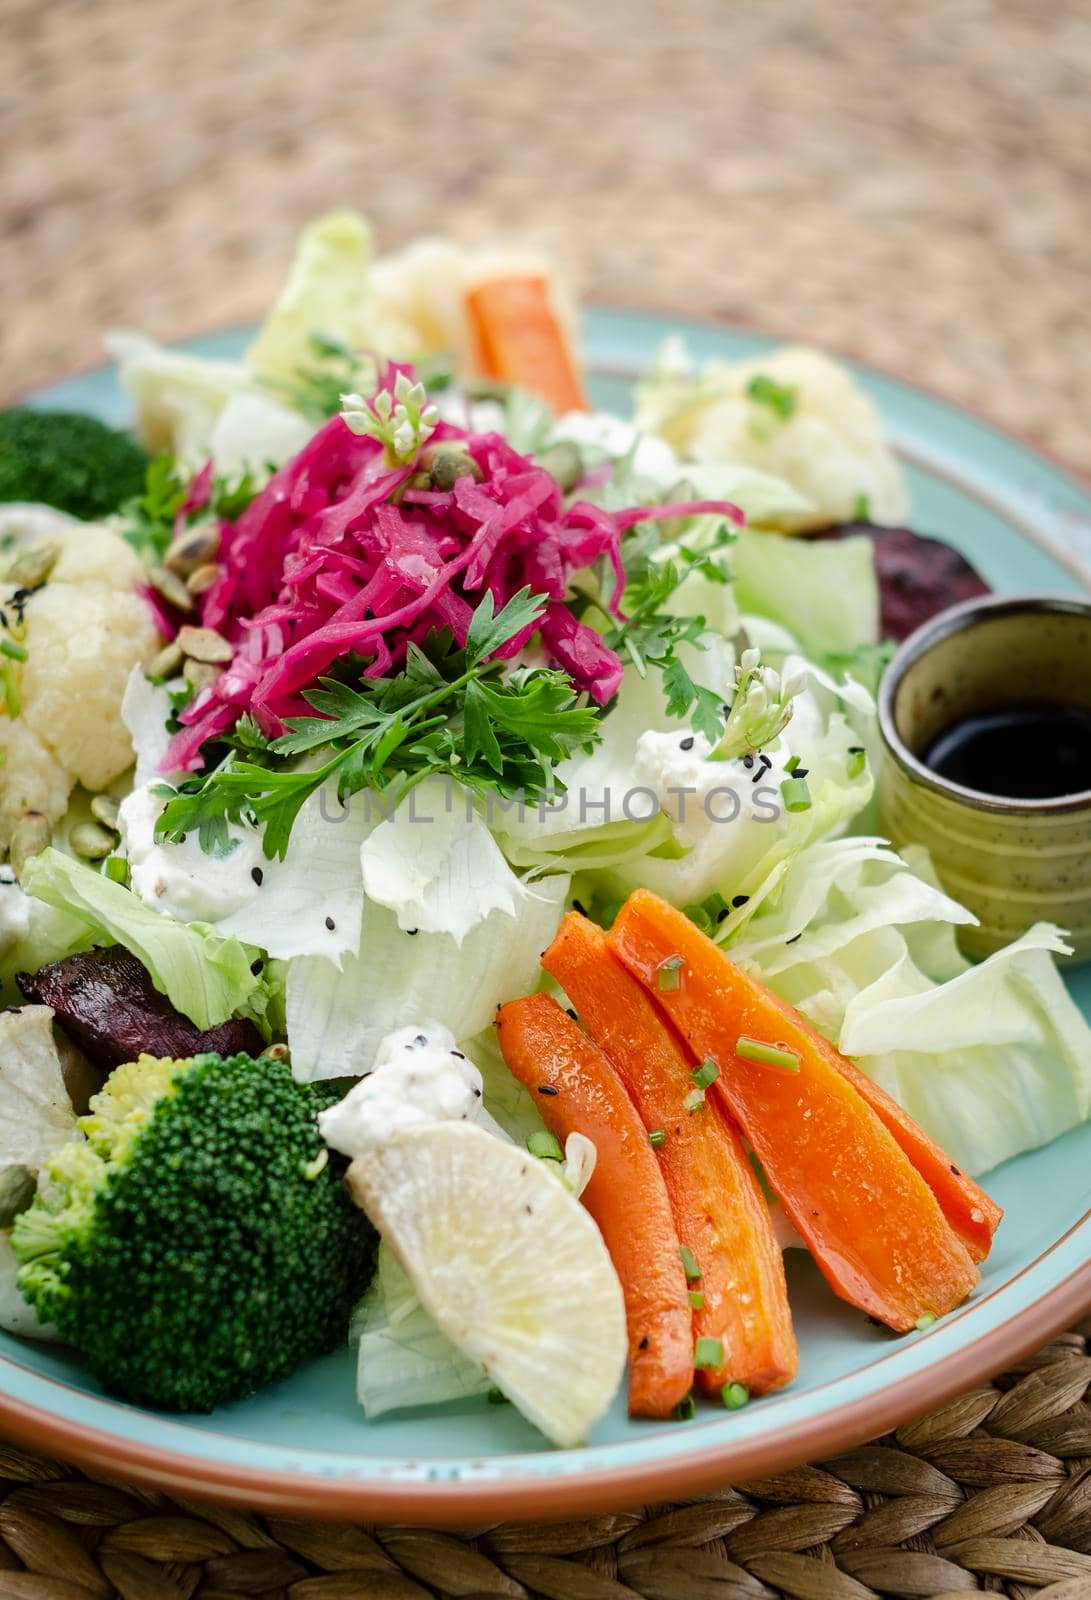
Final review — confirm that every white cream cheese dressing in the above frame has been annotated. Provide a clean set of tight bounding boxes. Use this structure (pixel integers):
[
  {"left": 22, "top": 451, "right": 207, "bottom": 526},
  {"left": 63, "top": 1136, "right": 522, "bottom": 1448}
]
[{"left": 117, "top": 782, "right": 265, "bottom": 924}]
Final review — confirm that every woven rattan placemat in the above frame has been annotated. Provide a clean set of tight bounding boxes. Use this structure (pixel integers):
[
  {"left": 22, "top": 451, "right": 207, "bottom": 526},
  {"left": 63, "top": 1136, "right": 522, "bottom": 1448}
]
[{"left": 3, "top": 1, "right": 1091, "bottom": 1591}]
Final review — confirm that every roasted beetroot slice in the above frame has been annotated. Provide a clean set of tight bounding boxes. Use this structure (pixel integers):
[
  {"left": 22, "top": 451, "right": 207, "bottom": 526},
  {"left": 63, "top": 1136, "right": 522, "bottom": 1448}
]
[
  {"left": 16, "top": 947, "right": 264, "bottom": 1070},
  {"left": 809, "top": 523, "right": 990, "bottom": 641}
]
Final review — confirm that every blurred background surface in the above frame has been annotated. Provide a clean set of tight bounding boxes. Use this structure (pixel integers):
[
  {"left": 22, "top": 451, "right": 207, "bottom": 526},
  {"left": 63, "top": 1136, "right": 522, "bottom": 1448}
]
[{"left": 3, "top": 0, "right": 1089, "bottom": 466}]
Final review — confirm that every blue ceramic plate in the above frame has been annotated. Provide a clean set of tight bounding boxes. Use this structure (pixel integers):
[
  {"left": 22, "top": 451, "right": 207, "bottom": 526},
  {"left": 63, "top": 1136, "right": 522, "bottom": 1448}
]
[{"left": 6, "top": 310, "right": 1091, "bottom": 1522}]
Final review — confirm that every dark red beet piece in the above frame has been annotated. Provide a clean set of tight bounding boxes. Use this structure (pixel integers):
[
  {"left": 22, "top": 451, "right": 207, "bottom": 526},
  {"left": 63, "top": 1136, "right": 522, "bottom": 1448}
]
[
  {"left": 808, "top": 523, "right": 990, "bottom": 641},
  {"left": 16, "top": 947, "right": 264, "bottom": 1070}
]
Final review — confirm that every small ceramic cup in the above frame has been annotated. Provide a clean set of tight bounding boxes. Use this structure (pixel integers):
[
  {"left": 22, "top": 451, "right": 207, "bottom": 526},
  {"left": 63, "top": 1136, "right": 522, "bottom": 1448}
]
[{"left": 877, "top": 592, "right": 1091, "bottom": 964}]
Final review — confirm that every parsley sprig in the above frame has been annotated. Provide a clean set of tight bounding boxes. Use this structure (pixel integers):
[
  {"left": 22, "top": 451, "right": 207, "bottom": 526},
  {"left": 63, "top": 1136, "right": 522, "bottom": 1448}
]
[
  {"left": 154, "top": 588, "right": 601, "bottom": 860},
  {"left": 119, "top": 457, "right": 256, "bottom": 563},
  {"left": 596, "top": 515, "right": 736, "bottom": 746}
]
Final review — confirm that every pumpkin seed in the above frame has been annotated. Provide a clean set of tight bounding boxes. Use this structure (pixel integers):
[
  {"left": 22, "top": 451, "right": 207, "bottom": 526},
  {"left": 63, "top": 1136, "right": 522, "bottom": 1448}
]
[
  {"left": 183, "top": 658, "right": 223, "bottom": 692},
  {"left": 9, "top": 812, "right": 50, "bottom": 877},
  {"left": 164, "top": 521, "right": 220, "bottom": 578},
  {"left": 6, "top": 543, "right": 59, "bottom": 590},
  {"left": 186, "top": 562, "right": 220, "bottom": 596},
  {"left": 71, "top": 822, "right": 116, "bottom": 861},
  {"left": 147, "top": 640, "right": 184, "bottom": 681},
  {"left": 0, "top": 1166, "right": 36, "bottom": 1229},
  {"left": 419, "top": 443, "right": 483, "bottom": 492},
  {"left": 535, "top": 441, "right": 585, "bottom": 493},
  {"left": 90, "top": 794, "right": 121, "bottom": 830},
  {"left": 177, "top": 625, "right": 233, "bottom": 664},
  {"left": 148, "top": 564, "right": 195, "bottom": 613}
]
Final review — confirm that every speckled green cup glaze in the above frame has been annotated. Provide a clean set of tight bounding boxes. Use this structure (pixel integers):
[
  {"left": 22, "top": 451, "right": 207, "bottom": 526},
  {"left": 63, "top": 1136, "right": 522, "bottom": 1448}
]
[{"left": 878, "top": 594, "right": 1091, "bottom": 964}]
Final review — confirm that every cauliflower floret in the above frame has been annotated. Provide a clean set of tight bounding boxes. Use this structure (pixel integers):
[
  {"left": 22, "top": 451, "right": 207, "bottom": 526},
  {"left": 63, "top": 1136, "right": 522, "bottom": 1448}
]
[
  {"left": 636, "top": 345, "right": 908, "bottom": 532},
  {"left": 0, "top": 507, "right": 159, "bottom": 851}
]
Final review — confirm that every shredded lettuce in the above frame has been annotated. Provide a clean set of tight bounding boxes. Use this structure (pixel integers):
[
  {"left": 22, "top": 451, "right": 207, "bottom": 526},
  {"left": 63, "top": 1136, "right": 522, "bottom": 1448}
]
[
  {"left": 733, "top": 526, "right": 880, "bottom": 660},
  {"left": 359, "top": 782, "right": 522, "bottom": 942},
  {"left": 246, "top": 211, "right": 378, "bottom": 388},
  {"left": 21, "top": 849, "right": 260, "bottom": 1032},
  {"left": 287, "top": 872, "right": 569, "bottom": 1081}
]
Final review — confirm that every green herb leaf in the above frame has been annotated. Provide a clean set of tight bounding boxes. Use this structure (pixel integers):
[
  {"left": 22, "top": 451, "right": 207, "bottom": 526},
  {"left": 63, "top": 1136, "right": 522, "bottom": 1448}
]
[{"left": 747, "top": 373, "right": 798, "bottom": 421}]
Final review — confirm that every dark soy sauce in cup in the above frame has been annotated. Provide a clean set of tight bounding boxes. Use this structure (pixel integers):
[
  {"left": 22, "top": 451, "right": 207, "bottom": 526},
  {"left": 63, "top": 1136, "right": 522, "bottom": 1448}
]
[{"left": 924, "top": 704, "right": 1091, "bottom": 799}]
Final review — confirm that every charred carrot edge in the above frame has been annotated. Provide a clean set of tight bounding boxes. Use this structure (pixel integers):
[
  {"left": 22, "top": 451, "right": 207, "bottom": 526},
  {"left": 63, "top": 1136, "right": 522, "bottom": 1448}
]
[
  {"left": 543, "top": 912, "right": 798, "bottom": 1397},
  {"left": 466, "top": 276, "right": 589, "bottom": 414},
  {"left": 608, "top": 890, "right": 980, "bottom": 1333},
  {"left": 496, "top": 992, "right": 693, "bottom": 1419}
]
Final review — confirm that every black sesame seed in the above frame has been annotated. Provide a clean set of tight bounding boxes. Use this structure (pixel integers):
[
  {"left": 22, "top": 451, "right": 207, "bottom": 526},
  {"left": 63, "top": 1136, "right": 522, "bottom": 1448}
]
[
  {"left": 786, "top": 932, "right": 803, "bottom": 945},
  {"left": 538, "top": 1084, "right": 559, "bottom": 1096},
  {"left": 406, "top": 928, "right": 418, "bottom": 936},
  {"left": 572, "top": 898, "right": 587, "bottom": 916},
  {"left": 413, "top": 1033, "right": 427, "bottom": 1046},
  {"left": 793, "top": 766, "right": 809, "bottom": 780},
  {"left": 742, "top": 755, "right": 754, "bottom": 769},
  {"left": 950, "top": 1164, "right": 961, "bottom": 1176},
  {"left": 680, "top": 736, "right": 695, "bottom": 751},
  {"left": 251, "top": 867, "right": 263, "bottom": 886},
  {"left": 325, "top": 916, "right": 335, "bottom": 931},
  {"left": 638, "top": 1336, "right": 650, "bottom": 1350},
  {"left": 566, "top": 1007, "right": 577, "bottom": 1020},
  {"left": 731, "top": 894, "right": 749, "bottom": 908},
  {"left": 452, "top": 1050, "right": 465, "bottom": 1059},
  {"left": 473, "top": 1087, "right": 482, "bottom": 1098},
  {"left": 716, "top": 908, "right": 729, "bottom": 923},
  {"left": 249, "top": 958, "right": 264, "bottom": 975}
]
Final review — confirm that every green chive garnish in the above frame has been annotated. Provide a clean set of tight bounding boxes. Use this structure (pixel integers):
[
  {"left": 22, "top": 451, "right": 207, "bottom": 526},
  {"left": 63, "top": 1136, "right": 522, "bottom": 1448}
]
[
  {"left": 648, "top": 1129, "right": 666, "bottom": 1149},
  {"left": 683, "top": 1087, "right": 705, "bottom": 1113},
  {"left": 852, "top": 493, "right": 871, "bottom": 521},
  {"left": 1, "top": 662, "right": 20, "bottom": 719},
  {"left": 656, "top": 954, "right": 684, "bottom": 992},
  {"left": 674, "top": 1393, "right": 696, "bottom": 1421},
  {"left": 915, "top": 1312, "right": 937, "bottom": 1332},
  {"left": 694, "top": 1336, "right": 724, "bottom": 1370},
  {"left": 526, "top": 1130, "right": 564, "bottom": 1162},
  {"left": 683, "top": 902, "right": 712, "bottom": 934},
  {"left": 0, "top": 639, "right": 27, "bottom": 662},
  {"left": 692, "top": 1059, "right": 718, "bottom": 1090},
  {"left": 736, "top": 1036, "right": 801, "bottom": 1073},
  {"left": 487, "top": 1387, "right": 510, "bottom": 1405},
  {"left": 688, "top": 1290, "right": 705, "bottom": 1310},
  {"left": 847, "top": 747, "right": 867, "bottom": 779},
  {"left": 785, "top": 753, "right": 801, "bottom": 774},
  {"left": 102, "top": 857, "right": 129, "bottom": 885},
  {"left": 680, "top": 1245, "right": 701, "bottom": 1282},
  {"left": 722, "top": 1381, "right": 750, "bottom": 1410},
  {"left": 780, "top": 775, "right": 811, "bottom": 813}
]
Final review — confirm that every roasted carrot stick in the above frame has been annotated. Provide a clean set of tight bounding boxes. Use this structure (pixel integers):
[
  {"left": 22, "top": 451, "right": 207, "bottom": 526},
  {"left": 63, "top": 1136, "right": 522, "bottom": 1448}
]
[
  {"left": 542, "top": 913, "right": 798, "bottom": 1397},
  {"left": 467, "top": 276, "right": 589, "bottom": 414},
  {"left": 608, "top": 891, "right": 980, "bottom": 1333},
  {"left": 828, "top": 1053, "right": 1001, "bottom": 1263},
  {"left": 496, "top": 993, "right": 693, "bottom": 1418}
]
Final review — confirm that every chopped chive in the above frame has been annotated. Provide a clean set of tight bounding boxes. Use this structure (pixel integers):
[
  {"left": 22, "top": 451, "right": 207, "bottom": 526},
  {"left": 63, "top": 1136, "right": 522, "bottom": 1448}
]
[
  {"left": 674, "top": 1393, "right": 696, "bottom": 1421},
  {"left": 694, "top": 1336, "right": 724, "bottom": 1370},
  {"left": 915, "top": 1312, "right": 937, "bottom": 1331},
  {"left": 852, "top": 493, "right": 871, "bottom": 522},
  {"left": 780, "top": 776, "right": 812, "bottom": 813},
  {"left": 648, "top": 1129, "right": 666, "bottom": 1149},
  {"left": 688, "top": 1290, "right": 705, "bottom": 1310},
  {"left": 705, "top": 891, "right": 730, "bottom": 923},
  {"left": 683, "top": 1087, "right": 706, "bottom": 1113},
  {"left": 0, "top": 639, "right": 27, "bottom": 662},
  {"left": 487, "top": 1387, "right": 510, "bottom": 1405},
  {"left": 1, "top": 661, "right": 20, "bottom": 718},
  {"left": 102, "top": 856, "right": 129, "bottom": 885},
  {"left": 692, "top": 1059, "right": 718, "bottom": 1090},
  {"left": 656, "top": 954, "right": 684, "bottom": 992},
  {"left": 680, "top": 1245, "right": 701, "bottom": 1281},
  {"left": 736, "top": 1036, "right": 801, "bottom": 1073},
  {"left": 683, "top": 902, "right": 712, "bottom": 934},
  {"left": 785, "top": 753, "right": 801, "bottom": 774},
  {"left": 527, "top": 1130, "right": 564, "bottom": 1162},
  {"left": 722, "top": 1381, "right": 750, "bottom": 1410},
  {"left": 847, "top": 748, "right": 867, "bottom": 779}
]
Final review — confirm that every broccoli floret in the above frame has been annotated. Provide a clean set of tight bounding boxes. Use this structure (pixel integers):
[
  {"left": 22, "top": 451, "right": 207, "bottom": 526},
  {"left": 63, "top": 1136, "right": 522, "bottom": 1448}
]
[
  {"left": 0, "top": 408, "right": 149, "bottom": 522},
  {"left": 12, "top": 1052, "right": 376, "bottom": 1412}
]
